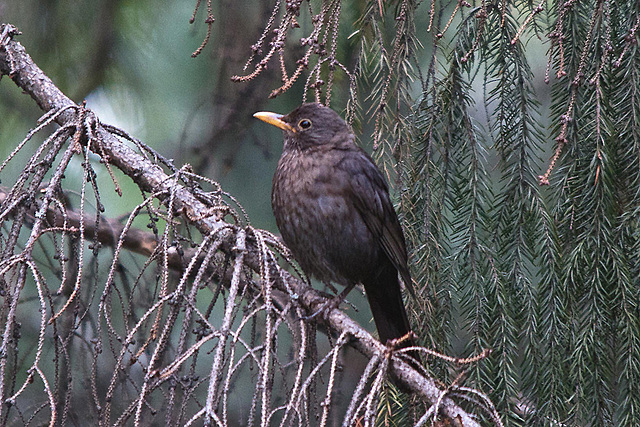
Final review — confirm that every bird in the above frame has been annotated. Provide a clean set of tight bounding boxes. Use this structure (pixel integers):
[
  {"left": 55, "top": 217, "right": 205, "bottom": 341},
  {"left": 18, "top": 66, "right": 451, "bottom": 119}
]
[{"left": 253, "top": 103, "right": 415, "bottom": 348}]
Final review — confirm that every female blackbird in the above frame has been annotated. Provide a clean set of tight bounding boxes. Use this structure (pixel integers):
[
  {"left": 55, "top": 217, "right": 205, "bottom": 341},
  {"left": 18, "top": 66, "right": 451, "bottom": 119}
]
[{"left": 254, "top": 103, "right": 415, "bottom": 346}]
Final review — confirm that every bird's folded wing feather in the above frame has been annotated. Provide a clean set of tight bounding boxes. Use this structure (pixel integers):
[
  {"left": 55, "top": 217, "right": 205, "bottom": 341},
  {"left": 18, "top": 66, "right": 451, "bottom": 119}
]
[{"left": 342, "top": 149, "right": 415, "bottom": 298}]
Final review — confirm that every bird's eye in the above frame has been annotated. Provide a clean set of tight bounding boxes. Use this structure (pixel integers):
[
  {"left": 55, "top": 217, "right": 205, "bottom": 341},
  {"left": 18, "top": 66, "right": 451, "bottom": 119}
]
[{"left": 298, "top": 119, "right": 312, "bottom": 130}]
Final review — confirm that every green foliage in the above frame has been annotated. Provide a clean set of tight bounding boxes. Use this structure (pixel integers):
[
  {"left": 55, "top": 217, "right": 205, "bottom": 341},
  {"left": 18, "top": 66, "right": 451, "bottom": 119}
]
[
  {"left": 376, "top": 383, "right": 414, "bottom": 426},
  {"left": 2, "top": 0, "right": 640, "bottom": 425},
  {"left": 398, "top": 0, "right": 640, "bottom": 425}
]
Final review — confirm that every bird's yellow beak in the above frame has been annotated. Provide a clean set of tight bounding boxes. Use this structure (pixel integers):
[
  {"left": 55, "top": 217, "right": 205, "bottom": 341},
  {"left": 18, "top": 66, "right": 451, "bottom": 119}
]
[{"left": 253, "top": 112, "right": 296, "bottom": 133}]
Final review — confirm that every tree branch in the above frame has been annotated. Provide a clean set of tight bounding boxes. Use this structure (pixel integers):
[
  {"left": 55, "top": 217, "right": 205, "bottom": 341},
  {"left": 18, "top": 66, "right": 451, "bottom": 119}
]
[{"left": 0, "top": 23, "right": 486, "bottom": 426}]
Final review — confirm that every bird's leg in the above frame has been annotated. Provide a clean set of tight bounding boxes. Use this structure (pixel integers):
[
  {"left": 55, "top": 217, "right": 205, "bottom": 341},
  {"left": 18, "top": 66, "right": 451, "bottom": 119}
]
[
  {"left": 302, "top": 282, "right": 358, "bottom": 321},
  {"left": 321, "top": 281, "right": 340, "bottom": 296}
]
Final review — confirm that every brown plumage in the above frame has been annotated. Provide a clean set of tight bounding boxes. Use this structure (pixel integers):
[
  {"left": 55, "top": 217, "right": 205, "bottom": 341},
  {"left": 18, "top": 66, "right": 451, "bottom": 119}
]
[{"left": 254, "top": 103, "right": 415, "bottom": 346}]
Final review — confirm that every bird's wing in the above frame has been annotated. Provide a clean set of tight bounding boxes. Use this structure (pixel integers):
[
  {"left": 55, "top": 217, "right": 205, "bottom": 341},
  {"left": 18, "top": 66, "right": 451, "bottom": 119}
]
[{"left": 342, "top": 149, "right": 415, "bottom": 298}]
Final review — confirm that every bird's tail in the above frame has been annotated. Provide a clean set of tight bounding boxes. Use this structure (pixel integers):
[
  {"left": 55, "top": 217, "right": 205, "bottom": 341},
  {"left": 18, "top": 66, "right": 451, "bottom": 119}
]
[{"left": 363, "top": 262, "right": 419, "bottom": 364}]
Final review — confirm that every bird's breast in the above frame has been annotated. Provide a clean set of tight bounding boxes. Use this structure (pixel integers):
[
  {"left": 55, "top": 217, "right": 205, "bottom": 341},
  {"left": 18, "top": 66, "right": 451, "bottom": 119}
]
[{"left": 272, "top": 149, "right": 380, "bottom": 285}]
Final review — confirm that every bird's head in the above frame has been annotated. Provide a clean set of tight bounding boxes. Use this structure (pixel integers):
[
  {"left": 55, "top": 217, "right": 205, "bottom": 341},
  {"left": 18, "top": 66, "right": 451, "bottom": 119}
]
[{"left": 254, "top": 103, "right": 352, "bottom": 151}]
